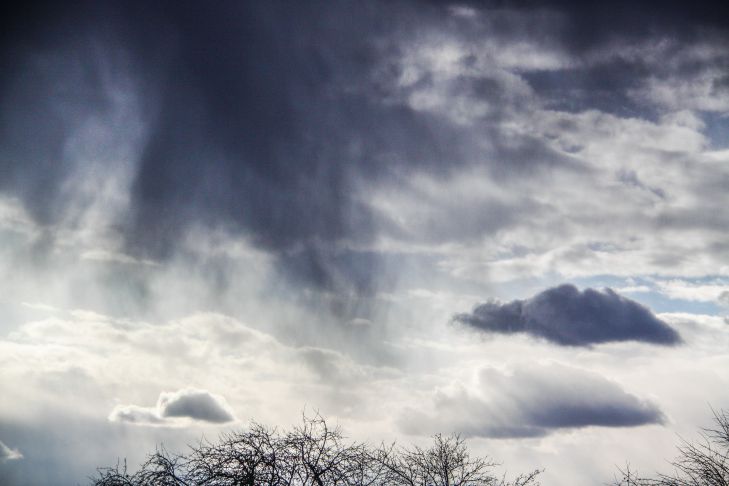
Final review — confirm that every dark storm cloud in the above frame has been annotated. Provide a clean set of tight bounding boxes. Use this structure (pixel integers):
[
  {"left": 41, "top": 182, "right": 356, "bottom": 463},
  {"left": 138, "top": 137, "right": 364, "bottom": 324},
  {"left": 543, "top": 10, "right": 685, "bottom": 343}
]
[
  {"left": 399, "top": 363, "right": 665, "bottom": 438},
  {"left": 0, "top": 0, "right": 474, "bottom": 293},
  {"left": 2, "top": 0, "right": 729, "bottom": 294},
  {"left": 454, "top": 284, "right": 681, "bottom": 346}
]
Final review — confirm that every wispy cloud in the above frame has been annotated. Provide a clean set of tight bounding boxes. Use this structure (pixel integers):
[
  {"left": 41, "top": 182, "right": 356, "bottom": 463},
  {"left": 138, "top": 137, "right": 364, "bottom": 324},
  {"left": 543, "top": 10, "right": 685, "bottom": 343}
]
[{"left": 0, "top": 440, "right": 23, "bottom": 462}]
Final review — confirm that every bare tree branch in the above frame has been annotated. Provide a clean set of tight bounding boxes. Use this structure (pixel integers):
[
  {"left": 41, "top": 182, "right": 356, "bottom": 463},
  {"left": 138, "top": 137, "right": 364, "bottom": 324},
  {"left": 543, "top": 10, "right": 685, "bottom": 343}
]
[{"left": 92, "top": 413, "right": 540, "bottom": 486}]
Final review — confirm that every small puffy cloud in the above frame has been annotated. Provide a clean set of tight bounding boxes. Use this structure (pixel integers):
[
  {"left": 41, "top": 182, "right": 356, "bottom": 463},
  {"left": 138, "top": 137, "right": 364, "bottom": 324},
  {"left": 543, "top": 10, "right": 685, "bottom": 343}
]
[
  {"left": 399, "top": 363, "right": 665, "bottom": 438},
  {"left": 454, "top": 284, "right": 681, "bottom": 346},
  {"left": 158, "top": 389, "right": 235, "bottom": 423},
  {"left": 109, "top": 388, "right": 235, "bottom": 426},
  {"left": 0, "top": 440, "right": 23, "bottom": 461}
]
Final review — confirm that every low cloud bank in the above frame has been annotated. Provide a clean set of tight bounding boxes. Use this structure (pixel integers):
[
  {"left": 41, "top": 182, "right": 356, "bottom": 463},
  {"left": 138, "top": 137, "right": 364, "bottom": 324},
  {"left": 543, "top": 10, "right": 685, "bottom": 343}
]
[{"left": 399, "top": 363, "right": 665, "bottom": 438}]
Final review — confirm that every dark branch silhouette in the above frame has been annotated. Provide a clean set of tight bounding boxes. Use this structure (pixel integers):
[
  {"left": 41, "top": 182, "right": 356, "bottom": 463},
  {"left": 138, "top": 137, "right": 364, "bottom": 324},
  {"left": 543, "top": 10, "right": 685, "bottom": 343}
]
[{"left": 92, "top": 412, "right": 541, "bottom": 486}]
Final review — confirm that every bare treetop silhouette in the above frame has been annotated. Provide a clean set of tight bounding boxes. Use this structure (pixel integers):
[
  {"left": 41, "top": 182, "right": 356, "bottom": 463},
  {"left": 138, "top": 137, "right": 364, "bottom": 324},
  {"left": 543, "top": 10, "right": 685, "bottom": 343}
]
[{"left": 92, "top": 412, "right": 541, "bottom": 486}]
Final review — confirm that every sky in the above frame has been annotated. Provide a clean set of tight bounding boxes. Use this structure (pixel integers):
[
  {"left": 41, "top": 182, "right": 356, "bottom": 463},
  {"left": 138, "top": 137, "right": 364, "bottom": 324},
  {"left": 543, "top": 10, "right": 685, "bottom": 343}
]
[{"left": 1, "top": 1, "right": 729, "bottom": 484}]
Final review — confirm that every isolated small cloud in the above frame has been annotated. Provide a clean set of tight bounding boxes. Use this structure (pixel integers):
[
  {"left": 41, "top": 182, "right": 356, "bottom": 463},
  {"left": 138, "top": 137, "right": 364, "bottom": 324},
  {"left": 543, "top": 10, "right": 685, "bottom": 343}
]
[
  {"left": 109, "top": 388, "right": 235, "bottom": 426},
  {"left": 399, "top": 363, "right": 665, "bottom": 438},
  {"left": 0, "top": 440, "right": 23, "bottom": 461},
  {"left": 454, "top": 284, "right": 681, "bottom": 346},
  {"left": 158, "top": 389, "right": 235, "bottom": 423}
]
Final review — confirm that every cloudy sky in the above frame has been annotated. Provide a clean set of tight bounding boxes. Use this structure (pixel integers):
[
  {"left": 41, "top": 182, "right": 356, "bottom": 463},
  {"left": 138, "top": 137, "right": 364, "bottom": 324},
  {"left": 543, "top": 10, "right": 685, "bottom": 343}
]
[{"left": 1, "top": 1, "right": 729, "bottom": 484}]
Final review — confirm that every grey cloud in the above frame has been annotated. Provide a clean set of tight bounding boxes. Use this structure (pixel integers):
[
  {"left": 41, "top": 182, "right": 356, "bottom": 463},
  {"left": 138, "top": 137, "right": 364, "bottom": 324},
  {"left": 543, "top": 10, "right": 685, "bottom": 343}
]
[
  {"left": 617, "top": 169, "right": 666, "bottom": 199},
  {"left": 399, "top": 363, "right": 665, "bottom": 438},
  {"left": 109, "top": 388, "right": 235, "bottom": 425},
  {"left": 0, "top": 440, "right": 22, "bottom": 462},
  {"left": 719, "top": 291, "right": 729, "bottom": 307},
  {"left": 454, "top": 284, "right": 681, "bottom": 346},
  {"left": 158, "top": 389, "right": 235, "bottom": 424}
]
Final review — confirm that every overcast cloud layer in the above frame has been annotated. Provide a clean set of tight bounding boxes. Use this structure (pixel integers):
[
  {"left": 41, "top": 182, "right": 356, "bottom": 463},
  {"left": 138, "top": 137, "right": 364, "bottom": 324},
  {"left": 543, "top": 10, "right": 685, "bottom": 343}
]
[{"left": 1, "top": 1, "right": 729, "bottom": 485}]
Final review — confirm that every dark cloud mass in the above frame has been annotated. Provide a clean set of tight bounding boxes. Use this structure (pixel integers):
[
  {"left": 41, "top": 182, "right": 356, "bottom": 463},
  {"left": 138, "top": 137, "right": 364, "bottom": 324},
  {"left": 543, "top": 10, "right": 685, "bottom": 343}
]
[
  {"left": 1, "top": 1, "right": 727, "bottom": 295},
  {"left": 0, "top": 0, "right": 473, "bottom": 293},
  {"left": 455, "top": 284, "right": 681, "bottom": 346}
]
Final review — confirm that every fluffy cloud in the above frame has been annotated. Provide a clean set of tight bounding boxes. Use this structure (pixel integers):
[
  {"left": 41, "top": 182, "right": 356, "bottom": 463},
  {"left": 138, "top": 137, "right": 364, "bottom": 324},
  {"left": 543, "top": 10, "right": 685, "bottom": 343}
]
[
  {"left": 454, "top": 284, "right": 681, "bottom": 346},
  {"left": 0, "top": 440, "right": 22, "bottom": 461},
  {"left": 109, "top": 388, "right": 235, "bottom": 426},
  {"left": 399, "top": 363, "right": 665, "bottom": 438}
]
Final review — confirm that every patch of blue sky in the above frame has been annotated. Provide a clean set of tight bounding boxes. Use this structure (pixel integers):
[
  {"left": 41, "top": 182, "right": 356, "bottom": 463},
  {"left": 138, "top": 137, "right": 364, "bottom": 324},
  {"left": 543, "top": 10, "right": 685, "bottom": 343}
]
[
  {"left": 704, "top": 112, "right": 729, "bottom": 149},
  {"left": 571, "top": 275, "right": 724, "bottom": 315}
]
